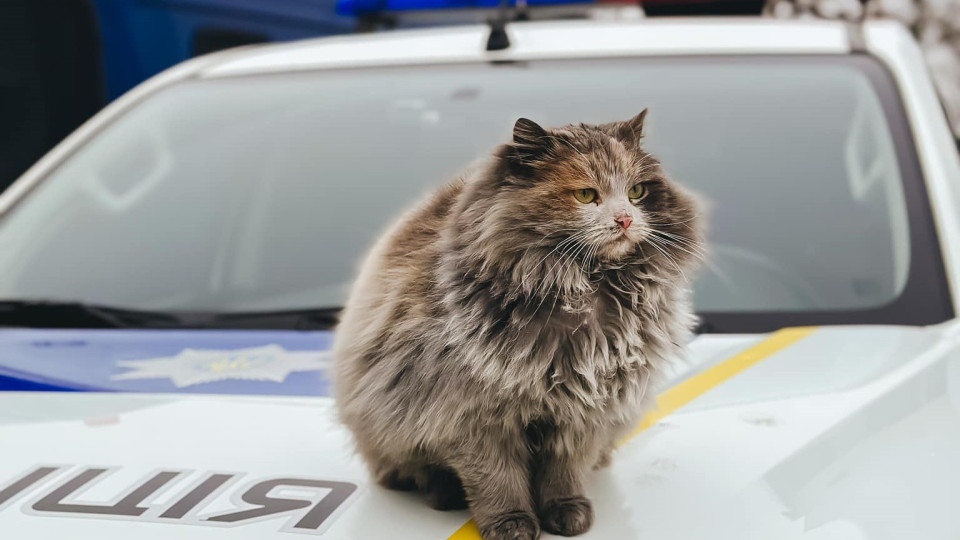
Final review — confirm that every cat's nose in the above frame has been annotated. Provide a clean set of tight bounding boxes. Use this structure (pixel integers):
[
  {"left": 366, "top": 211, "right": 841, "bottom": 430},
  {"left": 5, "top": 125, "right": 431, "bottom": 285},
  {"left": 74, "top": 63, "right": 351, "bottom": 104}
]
[{"left": 614, "top": 215, "right": 633, "bottom": 230}]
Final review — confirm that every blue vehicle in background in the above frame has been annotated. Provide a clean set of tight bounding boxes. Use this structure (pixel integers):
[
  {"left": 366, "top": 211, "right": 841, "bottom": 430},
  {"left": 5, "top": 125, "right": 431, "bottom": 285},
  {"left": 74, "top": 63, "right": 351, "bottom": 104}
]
[
  {"left": 0, "top": 0, "right": 760, "bottom": 193},
  {"left": 0, "top": 0, "right": 355, "bottom": 193}
]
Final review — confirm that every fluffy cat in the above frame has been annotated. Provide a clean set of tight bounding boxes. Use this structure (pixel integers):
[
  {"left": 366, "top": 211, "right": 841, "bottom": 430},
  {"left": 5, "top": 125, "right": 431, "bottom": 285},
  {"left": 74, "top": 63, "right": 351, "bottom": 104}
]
[{"left": 333, "top": 110, "right": 703, "bottom": 540}]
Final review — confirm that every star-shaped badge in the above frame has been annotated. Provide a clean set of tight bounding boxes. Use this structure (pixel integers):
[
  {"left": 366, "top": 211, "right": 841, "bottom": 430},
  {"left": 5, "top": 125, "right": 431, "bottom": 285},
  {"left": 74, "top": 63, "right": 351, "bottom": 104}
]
[{"left": 111, "top": 345, "right": 332, "bottom": 388}]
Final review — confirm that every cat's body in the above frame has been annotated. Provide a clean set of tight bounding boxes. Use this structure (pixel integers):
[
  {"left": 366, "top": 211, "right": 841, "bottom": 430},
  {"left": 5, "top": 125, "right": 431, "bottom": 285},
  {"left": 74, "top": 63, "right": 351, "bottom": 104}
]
[{"left": 334, "top": 112, "right": 702, "bottom": 540}]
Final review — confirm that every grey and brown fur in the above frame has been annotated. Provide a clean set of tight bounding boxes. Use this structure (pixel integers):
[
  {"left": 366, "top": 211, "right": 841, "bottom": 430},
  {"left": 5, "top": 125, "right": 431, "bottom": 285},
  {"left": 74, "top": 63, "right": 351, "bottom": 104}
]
[{"left": 333, "top": 110, "right": 703, "bottom": 540}]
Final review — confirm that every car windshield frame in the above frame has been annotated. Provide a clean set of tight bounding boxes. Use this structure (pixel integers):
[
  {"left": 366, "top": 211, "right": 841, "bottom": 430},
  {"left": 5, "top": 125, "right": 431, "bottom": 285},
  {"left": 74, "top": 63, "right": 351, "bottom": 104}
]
[
  {"left": 0, "top": 53, "right": 953, "bottom": 334},
  {"left": 695, "top": 54, "right": 953, "bottom": 332}
]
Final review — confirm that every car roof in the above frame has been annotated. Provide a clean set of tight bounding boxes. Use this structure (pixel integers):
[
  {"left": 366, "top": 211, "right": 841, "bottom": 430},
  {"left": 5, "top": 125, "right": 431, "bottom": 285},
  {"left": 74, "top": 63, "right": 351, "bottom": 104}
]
[{"left": 199, "top": 17, "right": 855, "bottom": 77}]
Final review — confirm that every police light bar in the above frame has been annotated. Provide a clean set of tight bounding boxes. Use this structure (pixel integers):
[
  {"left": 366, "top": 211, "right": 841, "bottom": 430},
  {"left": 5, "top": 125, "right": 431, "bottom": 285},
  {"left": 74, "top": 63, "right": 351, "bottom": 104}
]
[{"left": 337, "top": 0, "right": 588, "bottom": 16}]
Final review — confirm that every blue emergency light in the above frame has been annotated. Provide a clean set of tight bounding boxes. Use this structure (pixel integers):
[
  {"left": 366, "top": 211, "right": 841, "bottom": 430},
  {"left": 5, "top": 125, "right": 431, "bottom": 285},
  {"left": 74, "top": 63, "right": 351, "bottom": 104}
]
[{"left": 337, "top": 0, "right": 586, "bottom": 16}]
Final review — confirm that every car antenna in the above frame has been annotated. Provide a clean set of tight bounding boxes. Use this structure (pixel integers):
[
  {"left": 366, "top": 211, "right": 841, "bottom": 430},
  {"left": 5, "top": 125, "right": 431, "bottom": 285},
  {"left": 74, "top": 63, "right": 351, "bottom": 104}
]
[{"left": 486, "top": 0, "right": 519, "bottom": 51}]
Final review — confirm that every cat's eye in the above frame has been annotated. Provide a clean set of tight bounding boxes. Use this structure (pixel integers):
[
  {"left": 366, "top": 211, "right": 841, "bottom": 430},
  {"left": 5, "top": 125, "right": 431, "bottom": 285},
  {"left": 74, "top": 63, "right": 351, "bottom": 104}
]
[
  {"left": 628, "top": 183, "right": 648, "bottom": 201},
  {"left": 573, "top": 188, "right": 598, "bottom": 204}
]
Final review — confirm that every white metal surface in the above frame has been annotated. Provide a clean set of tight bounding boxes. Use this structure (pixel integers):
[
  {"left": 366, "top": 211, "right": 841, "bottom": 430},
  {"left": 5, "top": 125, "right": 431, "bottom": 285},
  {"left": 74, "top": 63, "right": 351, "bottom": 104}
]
[
  {"left": 2, "top": 15, "right": 960, "bottom": 540},
  {"left": 864, "top": 21, "right": 960, "bottom": 314},
  {"left": 2, "top": 327, "right": 960, "bottom": 539},
  {"left": 201, "top": 19, "right": 850, "bottom": 77}
]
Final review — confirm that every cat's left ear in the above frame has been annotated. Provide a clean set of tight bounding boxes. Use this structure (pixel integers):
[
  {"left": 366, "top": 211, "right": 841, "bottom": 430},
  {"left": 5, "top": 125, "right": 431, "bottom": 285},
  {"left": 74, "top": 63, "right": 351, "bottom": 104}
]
[
  {"left": 617, "top": 108, "right": 648, "bottom": 145},
  {"left": 508, "top": 118, "right": 555, "bottom": 176},
  {"left": 512, "top": 118, "right": 552, "bottom": 158}
]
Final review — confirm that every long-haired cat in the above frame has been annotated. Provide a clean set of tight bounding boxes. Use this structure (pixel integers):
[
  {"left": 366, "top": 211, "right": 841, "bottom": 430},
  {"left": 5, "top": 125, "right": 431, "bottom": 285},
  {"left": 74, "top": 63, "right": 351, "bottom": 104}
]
[{"left": 334, "top": 110, "right": 703, "bottom": 540}]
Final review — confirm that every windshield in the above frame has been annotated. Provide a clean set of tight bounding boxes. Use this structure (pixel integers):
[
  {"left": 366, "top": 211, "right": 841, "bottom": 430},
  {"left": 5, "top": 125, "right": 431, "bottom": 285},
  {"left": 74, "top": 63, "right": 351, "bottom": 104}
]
[{"left": 0, "top": 56, "right": 950, "bottom": 332}]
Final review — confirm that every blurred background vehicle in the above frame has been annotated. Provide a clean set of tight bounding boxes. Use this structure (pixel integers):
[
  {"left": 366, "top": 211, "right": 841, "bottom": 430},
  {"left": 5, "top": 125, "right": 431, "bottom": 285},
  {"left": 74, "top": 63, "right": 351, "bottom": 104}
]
[
  {"left": 767, "top": 0, "right": 960, "bottom": 139},
  {"left": 2, "top": 16, "right": 960, "bottom": 539},
  {"left": 0, "top": 0, "right": 355, "bottom": 194},
  {"left": 3, "top": 21, "right": 953, "bottom": 334},
  {"left": 2, "top": 0, "right": 956, "bottom": 193}
]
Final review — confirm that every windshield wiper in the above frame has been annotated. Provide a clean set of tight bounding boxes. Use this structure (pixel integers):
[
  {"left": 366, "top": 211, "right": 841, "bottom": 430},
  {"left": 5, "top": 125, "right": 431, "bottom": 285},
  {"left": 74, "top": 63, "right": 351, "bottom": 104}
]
[
  {"left": 0, "top": 300, "right": 186, "bottom": 329},
  {"left": 201, "top": 307, "right": 340, "bottom": 330},
  {"left": 693, "top": 318, "right": 715, "bottom": 335},
  {"left": 0, "top": 300, "right": 340, "bottom": 330}
]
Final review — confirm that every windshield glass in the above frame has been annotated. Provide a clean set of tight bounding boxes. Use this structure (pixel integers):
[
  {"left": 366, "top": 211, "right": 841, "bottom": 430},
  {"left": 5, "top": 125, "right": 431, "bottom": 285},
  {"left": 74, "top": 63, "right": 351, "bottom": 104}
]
[{"left": 0, "top": 56, "right": 950, "bottom": 332}]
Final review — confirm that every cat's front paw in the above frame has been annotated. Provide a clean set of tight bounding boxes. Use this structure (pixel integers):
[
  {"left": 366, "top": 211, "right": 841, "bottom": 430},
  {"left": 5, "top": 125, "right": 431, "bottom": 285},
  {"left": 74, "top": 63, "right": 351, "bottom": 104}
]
[
  {"left": 478, "top": 510, "right": 540, "bottom": 540},
  {"left": 539, "top": 496, "right": 594, "bottom": 536}
]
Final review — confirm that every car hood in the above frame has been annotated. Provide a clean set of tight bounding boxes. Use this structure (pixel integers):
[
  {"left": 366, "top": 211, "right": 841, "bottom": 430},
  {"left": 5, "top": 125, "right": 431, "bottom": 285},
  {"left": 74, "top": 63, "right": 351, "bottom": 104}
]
[{"left": 1, "top": 324, "right": 959, "bottom": 539}]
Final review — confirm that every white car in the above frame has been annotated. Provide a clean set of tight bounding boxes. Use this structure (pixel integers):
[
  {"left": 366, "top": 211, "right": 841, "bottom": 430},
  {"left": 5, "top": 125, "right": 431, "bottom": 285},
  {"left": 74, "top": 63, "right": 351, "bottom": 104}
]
[{"left": 1, "top": 15, "right": 960, "bottom": 540}]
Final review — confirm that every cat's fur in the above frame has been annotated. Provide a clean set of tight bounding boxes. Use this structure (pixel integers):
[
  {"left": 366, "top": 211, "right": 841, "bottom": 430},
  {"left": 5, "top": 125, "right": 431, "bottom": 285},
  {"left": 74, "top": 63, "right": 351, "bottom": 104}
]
[{"left": 333, "top": 110, "right": 703, "bottom": 540}]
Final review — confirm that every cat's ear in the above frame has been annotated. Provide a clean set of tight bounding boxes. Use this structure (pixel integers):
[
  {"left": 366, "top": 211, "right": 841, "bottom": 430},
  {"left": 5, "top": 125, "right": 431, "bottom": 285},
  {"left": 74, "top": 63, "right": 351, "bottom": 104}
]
[
  {"left": 511, "top": 118, "right": 553, "bottom": 163},
  {"left": 617, "top": 108, "right": 648, "bottom": 145}
]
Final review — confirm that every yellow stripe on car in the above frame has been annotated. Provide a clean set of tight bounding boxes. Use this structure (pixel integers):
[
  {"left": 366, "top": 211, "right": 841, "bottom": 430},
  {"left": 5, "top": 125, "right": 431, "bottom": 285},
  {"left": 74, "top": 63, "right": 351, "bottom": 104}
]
[
  {"left": 449, "top": 520, "right": 483, "bottom": 540},
  {"left": 621, "top": 326, "right": 817, "bottom": 442},
  {"left": 447, "top": 326, "right": 818, "bottom": 540}
]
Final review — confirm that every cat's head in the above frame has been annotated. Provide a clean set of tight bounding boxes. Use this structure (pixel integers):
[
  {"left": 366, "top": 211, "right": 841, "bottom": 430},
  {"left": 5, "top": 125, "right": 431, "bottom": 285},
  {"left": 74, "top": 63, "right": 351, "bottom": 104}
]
[{"left": 489, "top": 110, "right": 703, "bottom": 272}]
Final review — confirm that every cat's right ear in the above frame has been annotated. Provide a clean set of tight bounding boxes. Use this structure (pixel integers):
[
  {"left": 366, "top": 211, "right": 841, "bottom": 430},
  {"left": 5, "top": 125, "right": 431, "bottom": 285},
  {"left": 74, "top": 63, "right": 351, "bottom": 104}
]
[
  {"left": 510, "top": 118, "right": 553, "bottom": 167},
  {"left": 616, "top": 108, "right": 648, "bottom": 145}
]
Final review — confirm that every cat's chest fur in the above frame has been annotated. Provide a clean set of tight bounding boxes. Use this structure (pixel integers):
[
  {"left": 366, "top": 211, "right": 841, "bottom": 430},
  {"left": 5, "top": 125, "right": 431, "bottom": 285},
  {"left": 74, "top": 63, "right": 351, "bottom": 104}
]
[
  {"left": 534, "top": 284, "right": 656, "bottom": 413},
  {"left": 459, "top": 272, "right": 678, "bottom": 426}
]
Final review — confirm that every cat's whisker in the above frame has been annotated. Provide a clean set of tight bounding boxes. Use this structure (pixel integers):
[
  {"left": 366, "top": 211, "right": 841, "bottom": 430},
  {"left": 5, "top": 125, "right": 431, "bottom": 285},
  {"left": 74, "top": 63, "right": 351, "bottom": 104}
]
[
  {"left": 528, "top": 235, "right": 586, "bottom": 300},
  {"left": 546, "top": 233, "right": 596, "bottom": 287},
  {"left": 649, "top": 220, "right": 699, "bottom": 243},
  {"left": 650, "top": 229, "right": 733, "bottom": 284},
  {"left": 518, "top": 231, "right": 591, "bottom": 294},
  {"left": 547, "top": 230, "right": 603, "bottom": 296},
  {"left": 646, "top": 226, "right": 706, "bottom": 253},
  {"left": 647, "top": 226, "right": 697, "bottom": 241},
  {"left": 656, "top": 235, "right": 707, "bottom": 261},
  {"left": 658, "top": 235, "right": 705, "bottom": 254},
  {"left": 536, "top": 246, "right": 582, "bottom": 315},
  {"left": 646, "top": 236, "right": 687, "bottom": 282},
  {"left": 537, "top": 239, "right": 592, "bottom": 314},
  {"left": 649, "top": 230, "right": 706, "bottom": 261},
  {"left": 646, "top": 214, "right": 702, "bottom": 228},
  {"left": 580, "top": 242, "right": 598, "bottom": 274},
  {"left": 516, "top": 228, "right": 582, "bottom": 270},
  {"left": 536, "top": 230, "right": 591, "bottom": 261},
  {"left": 536, "top": 233, "right": 591, "bottom": 273},
  {"left": 654, "top": 242, "right": 701, "bottom": 266}
]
